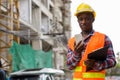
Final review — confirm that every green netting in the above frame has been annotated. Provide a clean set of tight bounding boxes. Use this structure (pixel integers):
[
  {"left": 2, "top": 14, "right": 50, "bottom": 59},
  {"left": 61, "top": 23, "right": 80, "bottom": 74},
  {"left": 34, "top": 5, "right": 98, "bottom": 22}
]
[
  {"left": 35, "top": 50, "right": 53, "bottom": 68},
  {"left": 9, "top": 41, "right": 53, "bottom": 72},
  {"left": 9, "top": 41, "right": 36, "bottom": 72}
]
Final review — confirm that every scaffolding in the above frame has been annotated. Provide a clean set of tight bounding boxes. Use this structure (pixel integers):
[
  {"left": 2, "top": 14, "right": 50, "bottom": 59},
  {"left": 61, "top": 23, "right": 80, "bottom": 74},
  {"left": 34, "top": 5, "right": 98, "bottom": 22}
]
[
  {"left": 0, "top": 0, "right": 20, "bottom": 73},
  {"left": 0, "top": 0, "right": 69, "bottom": 74}
]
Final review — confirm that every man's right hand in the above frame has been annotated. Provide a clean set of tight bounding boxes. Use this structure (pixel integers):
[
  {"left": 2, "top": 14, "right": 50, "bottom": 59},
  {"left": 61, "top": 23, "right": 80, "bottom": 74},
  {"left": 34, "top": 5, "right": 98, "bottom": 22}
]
[{"left": 74, "top": 40, "right": 84, "bottom": 54}]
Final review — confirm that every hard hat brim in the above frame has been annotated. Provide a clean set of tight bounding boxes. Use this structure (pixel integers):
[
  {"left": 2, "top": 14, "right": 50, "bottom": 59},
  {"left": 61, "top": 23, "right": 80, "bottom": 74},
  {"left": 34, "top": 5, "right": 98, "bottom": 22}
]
[{"left": 74, "top": 9, "right": 96, "bottom": 17}]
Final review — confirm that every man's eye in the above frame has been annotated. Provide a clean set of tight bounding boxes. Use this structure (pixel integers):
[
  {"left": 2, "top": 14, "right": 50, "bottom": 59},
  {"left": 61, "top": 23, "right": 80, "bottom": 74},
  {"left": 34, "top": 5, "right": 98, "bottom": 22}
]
[
  {"left": 78, "top": 18, "right": 83, "bottom": 21},
  {"left": 86, "top": 17, "right": 91, "bottom": 21},
  {"left": 78, "top": 17, "right": 91, "bottom": 21}
]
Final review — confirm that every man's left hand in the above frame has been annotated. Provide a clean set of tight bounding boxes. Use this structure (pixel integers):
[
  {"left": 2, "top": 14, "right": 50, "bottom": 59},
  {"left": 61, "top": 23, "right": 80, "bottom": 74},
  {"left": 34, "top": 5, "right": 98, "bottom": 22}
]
[
  {"left": 84, "top": 59, "right": 95, "bottom": 71},
  {"left": 84, "top": 59, "right": 95, "bottom": 68}
]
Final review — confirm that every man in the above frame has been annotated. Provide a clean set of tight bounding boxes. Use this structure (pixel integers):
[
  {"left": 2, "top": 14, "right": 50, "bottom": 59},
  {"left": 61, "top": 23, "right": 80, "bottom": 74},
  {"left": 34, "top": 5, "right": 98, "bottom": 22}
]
[{"left": 67, "top": 3, "right": 116, "bottom": 80}]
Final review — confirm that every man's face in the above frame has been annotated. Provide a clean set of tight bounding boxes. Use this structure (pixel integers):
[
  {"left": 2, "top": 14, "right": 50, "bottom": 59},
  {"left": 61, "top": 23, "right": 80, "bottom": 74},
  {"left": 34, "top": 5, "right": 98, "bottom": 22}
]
[{"left": 77, "top": 12, "right": 94, "bottom": 32}]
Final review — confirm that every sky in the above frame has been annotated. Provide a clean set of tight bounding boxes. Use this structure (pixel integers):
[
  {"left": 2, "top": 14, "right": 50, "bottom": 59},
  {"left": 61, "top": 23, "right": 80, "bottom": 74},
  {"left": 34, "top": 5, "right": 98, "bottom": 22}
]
[{"left": 71, "top": 0, "right": 120, "bottom": 54}]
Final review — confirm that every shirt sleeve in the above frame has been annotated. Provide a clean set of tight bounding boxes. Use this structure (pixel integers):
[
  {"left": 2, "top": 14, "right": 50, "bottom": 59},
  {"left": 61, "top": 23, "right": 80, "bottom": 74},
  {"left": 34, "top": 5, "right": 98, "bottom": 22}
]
[
  {"left": 66, "top": 46, "right": 82, "bottom": 70},
  {"left": 93, "top": 36, "right": 116, "bottom": 71}
]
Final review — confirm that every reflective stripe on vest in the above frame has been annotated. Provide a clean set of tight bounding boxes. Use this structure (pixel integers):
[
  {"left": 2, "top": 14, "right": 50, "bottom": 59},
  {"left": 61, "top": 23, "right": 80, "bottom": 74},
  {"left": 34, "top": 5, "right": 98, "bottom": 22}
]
[
  {"left": 69, "top": 32, "right": 106, "bottom": 80},
  {"left": 73, "top": 78, "right": 82, "bottom": 80},
  {"left": 73, "top": 78, "right": 105, "bottom": 80},
  {"left": 83, "top": 72, "right": 105, "bottom": 78},
  {"left": 74, "top": 66, "right": 82, "bottom": 72}
]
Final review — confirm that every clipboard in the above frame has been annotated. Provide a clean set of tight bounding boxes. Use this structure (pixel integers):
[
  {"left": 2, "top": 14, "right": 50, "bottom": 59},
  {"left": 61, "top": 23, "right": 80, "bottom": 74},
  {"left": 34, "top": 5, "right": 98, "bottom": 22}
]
[{"left": 88, "top": 46, "right": 109, "bottom": 61}]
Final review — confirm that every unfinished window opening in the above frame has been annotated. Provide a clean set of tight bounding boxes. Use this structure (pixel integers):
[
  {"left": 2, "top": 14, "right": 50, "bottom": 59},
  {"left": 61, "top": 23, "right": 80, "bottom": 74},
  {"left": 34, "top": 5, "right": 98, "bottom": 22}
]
[
  {"left": 32, "top": 2, "right": 40, "bottom": 30},
  {"left": 41, "top": 12, "right": 49, "bottom": 34}
]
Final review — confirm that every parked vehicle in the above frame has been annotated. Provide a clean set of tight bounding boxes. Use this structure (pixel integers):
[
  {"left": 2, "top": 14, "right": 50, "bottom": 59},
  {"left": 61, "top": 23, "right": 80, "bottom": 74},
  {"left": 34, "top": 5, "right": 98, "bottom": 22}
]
[{"left": 9, "top": 68, "right": 64, "bottom": 80}]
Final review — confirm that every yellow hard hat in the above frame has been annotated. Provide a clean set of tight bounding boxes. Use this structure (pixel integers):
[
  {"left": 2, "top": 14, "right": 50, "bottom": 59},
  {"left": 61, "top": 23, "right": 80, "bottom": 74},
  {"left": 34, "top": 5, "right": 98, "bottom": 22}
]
[{"left": 74, "top": 3, "right": 96, "bottom": 17}]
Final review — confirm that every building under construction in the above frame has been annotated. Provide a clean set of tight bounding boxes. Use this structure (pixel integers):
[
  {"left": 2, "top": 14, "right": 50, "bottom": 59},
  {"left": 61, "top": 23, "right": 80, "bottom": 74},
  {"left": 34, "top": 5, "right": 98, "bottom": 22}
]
[{"left": 0, "top": 0, "right": 72, "bottom": 79}]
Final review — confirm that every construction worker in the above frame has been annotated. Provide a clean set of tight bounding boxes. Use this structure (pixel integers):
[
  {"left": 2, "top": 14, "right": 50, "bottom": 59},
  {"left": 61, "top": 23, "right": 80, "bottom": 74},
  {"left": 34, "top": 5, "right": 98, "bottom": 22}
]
[{"left": 67, "top": 3, "right": 116, "bottom": 80}]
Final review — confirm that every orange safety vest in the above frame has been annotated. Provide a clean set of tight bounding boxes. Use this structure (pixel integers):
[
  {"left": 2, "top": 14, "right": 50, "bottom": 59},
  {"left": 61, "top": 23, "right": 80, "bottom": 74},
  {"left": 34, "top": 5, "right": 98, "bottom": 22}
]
[{"left": 68, "top": 32, "right": 106, "bottom": 80}]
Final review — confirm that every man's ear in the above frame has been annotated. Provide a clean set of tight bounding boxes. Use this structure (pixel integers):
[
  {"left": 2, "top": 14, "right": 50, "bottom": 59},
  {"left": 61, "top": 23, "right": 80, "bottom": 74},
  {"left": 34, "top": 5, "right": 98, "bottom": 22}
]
[
  {"left": 92, "top": 18, "right": 95, "bottom": 22},
  {"left": 91, "top": 13, "right": 95, "bottom": 22}
]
